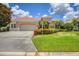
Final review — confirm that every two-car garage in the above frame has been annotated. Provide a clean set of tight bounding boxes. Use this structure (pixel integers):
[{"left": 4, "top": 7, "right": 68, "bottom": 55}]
[
  {"left": 10, "top": 17, "right": 39, "bottom": 31},
  {"left": 18, "top": 25, "right": 38, "bottom": 31}
]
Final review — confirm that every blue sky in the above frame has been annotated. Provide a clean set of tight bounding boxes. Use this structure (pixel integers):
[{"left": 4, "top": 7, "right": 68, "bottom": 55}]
[{"left": 8, "top": 3, "right": 79, "bottom": 21}]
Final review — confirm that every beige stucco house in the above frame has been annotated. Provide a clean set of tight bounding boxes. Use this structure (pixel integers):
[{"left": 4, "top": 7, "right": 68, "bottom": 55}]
[{"left": 10, "top": 17, "right": 39, "bottom": 31}]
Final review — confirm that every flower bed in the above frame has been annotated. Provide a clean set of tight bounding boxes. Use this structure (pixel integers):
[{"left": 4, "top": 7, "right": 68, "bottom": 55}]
[
  {"left": 34, "top": 28, "right": 56, "bottom": 35},
  {"left": 34, "top": 28, "right": 67, "bottom": 35}
]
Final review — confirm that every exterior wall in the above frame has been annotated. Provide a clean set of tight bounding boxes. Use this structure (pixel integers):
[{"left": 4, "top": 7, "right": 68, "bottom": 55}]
[
  {"left": 10, "top": 17, "right": 39, "bottom": 31},
  {"left": 10, "top": 22, "right": 38, "bottom": 31}
]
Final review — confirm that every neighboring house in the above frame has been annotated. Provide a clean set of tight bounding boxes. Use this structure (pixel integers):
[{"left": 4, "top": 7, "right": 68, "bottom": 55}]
[{"left": 10, "top": 17, "right": 39, "bottom": 31}]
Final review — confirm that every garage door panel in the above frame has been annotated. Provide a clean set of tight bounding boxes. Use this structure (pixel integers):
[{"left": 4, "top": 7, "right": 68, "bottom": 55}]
[{"left": 20, "top": 25, "right": 37, "bottom": 31}]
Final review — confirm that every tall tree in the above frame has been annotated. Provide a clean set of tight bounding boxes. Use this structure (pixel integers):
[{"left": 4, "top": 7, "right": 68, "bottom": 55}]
[
  {"left": 0, "top": 3, "right": 12, "bottom": 27},
  {"left": 52, "top": 20, "right": 64, "bottom": 29},
  {"left": 39, "top": 17, "right": 49, "bottom": 29},
  {"left": 72, "top": 18, "right": 79, "bottom": 30},
  {"left": 0, "top": 3, "right": 12, "bottom": 31},
  {"left": 64, "top": 22, "right": 74, "bottom": 31}
]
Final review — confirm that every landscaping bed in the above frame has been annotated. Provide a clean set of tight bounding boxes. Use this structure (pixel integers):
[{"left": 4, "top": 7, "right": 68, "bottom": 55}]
[{"left": 34, "top": 28, "right": 67, "bottom": 35}]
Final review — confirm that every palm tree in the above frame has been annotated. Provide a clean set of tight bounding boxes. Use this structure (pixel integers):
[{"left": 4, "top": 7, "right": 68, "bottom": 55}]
[
  {"left": 39, "top": 18, "right": 49, "bottom": 29},
  {"left": 51, "top": 20, "right": 64, "bottom": 29}
]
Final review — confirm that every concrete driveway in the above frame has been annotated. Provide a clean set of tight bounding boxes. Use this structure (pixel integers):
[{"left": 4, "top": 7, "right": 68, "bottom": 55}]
[{"left": 0, "top": 31, "right": 37, "bottom": 52}]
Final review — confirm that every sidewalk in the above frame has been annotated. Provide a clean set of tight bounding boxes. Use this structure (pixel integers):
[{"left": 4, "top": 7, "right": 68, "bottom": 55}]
[{"left": 0, "top": 52, "right": 79, "bottom": 56}]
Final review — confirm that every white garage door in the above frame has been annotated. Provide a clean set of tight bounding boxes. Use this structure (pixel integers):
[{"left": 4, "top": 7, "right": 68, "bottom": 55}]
[{"left": 19, "top": 25, "right": 37, "bottom": 31}]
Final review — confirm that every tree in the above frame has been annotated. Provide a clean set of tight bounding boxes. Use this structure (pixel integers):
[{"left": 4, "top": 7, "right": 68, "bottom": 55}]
[
  {"left": 44, "top": 20, "right": 49, "bottom": 28},
  {"left": 0, "top": 3, "right": 12, "bottom": 25},
  {"left": 39, "top": 18, "right": 49, "bottom": 29},
  {"left": 51, "top": 20, "right": 64, "bottom": 29},
  {"left": 0, "top": 3, "right": 12, "bottom": 31},
  {"left": 64, "top": 22, "right": 74, "bottom": 31},
  {"left": 72, "top": 18, "right": 79, "bottom": 31},
  {"left": 72, "top": 18, "right": 79, "bottom": 25}
]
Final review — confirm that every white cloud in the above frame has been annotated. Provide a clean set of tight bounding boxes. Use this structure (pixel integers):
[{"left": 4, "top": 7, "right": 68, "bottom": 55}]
[
  {"left": 49, "top": 3, "right": 79, "bottom": 21},
  {"left": 49, "top": 3, "right": 74, "bottom": 15},
  {"left": 63, "top": 12, "right": 75, "bottom": 21},
  {"left": 63, "top": 11, "right": 79, "bottom": 21},
  {"left": 50, "top": 3, "right": 70, "bottom": 8},
  {"left": 63, "top": 3, "right": 79, "bottom": 21},
  {"left": 74, "top": 11, "right": 79, "bottom": 18},
  {"left": 11, "top": 5, "right": 32, "bottom": 18},
  {"left": 42, "top": 14, "right": 48, "bottom": 17},
  {"left": 29, "top": 15, "right": 33, "bottom": 18},
  {"left": 15, "top": 5, "right": 19, "bottom": 9},
  {"left": 74, "top": 3, "right": 79, "bottom": 10},
  {"left": 74, "top": 3, "right": 79, "bottom": 6}
]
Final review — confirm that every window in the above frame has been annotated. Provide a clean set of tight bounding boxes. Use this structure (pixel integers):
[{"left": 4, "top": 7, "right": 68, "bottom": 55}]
[
  {"left": 11, "top": 24, "right": 13, "bottom": 28},
  {"left": 14, "top": 24, "right": 16, "bottom": 28},
  {"left": 11, "top": 24, "right": 16, "bottom": 28}
]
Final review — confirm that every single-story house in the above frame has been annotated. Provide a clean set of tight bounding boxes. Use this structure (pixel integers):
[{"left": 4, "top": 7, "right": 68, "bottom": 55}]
[{"left": 10, "top": 17, "right": 39, "bottom": 31}]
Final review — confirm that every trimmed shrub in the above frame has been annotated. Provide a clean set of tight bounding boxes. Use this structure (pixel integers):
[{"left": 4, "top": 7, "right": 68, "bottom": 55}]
[
  {"left": 34, "top": 28, "right": 53, "bottom": 35},
  {"left": 58, "top": 29, "right": 67, "bottom": 32},
  {"left": 34, "top": 28, "right": 42, "bottom": 35},
  {"left": 42, "top": 29, "right": 52, "bottom": 34},
  {"left": 50, "top": 28, "right": 58, "bottom": 33},
  {"left": 50, "top": 28, "right": 67, "bottom": 32},
  {"left": 34, "top": 28, "right": 68, "bottom": 35},
  {"left": 0, "top": 24, "right": 10, "bottom": 32}
]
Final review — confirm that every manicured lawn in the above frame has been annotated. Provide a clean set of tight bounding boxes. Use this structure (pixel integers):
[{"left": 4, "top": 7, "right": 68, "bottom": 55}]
[{"left": 33, "top": 32, "right": 79, "bottom": 52}]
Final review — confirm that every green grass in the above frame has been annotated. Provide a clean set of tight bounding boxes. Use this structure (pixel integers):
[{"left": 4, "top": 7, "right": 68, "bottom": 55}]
[{"left": 33, "top": 32, "right": 79, "bottom": 52}]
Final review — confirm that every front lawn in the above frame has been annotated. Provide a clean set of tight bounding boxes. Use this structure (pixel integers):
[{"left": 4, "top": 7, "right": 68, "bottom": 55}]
[{"left": 33, "top": 32, "right": 79, "bottom": 52}]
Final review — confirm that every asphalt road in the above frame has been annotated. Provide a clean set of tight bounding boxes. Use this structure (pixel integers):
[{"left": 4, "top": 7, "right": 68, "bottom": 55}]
[{"left": 0, "top": 31, "right": 37, "bottom": 52}]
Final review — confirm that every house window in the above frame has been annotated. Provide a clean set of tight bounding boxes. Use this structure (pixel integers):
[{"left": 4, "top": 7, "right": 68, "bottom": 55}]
[
  {"left": 11, "top": 24, "right": 14, "bottom": 28},
  {"left": 14, "top": 24, "right": 16, "bottom": 28},
  {"left": 11, "top": 24, "right": 16, "bottom": 28}
]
